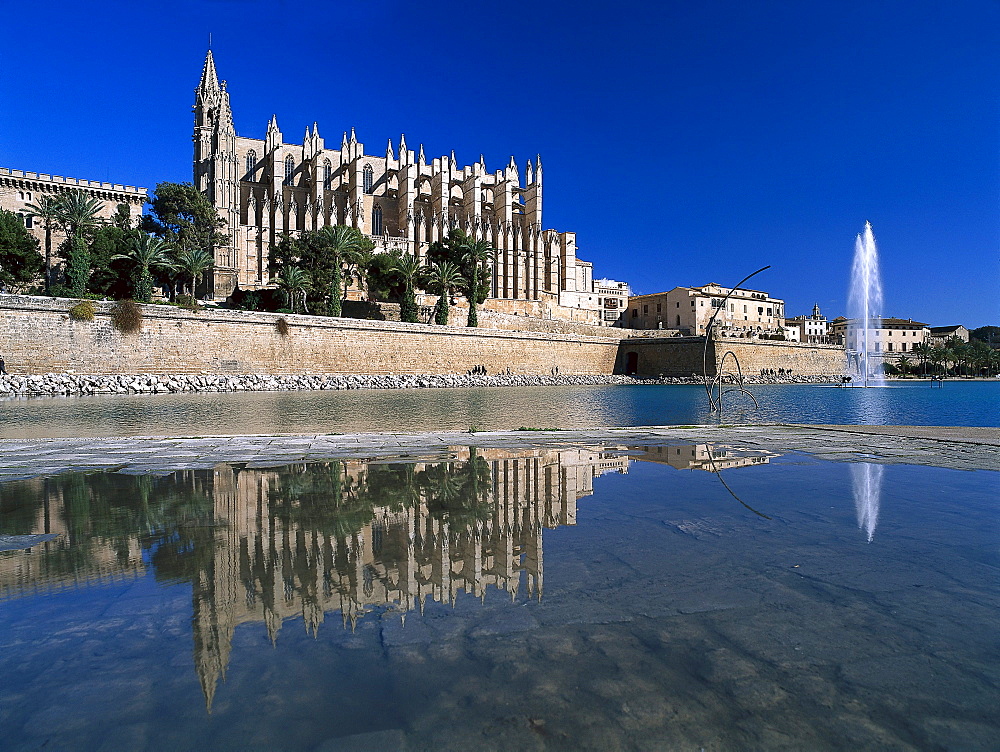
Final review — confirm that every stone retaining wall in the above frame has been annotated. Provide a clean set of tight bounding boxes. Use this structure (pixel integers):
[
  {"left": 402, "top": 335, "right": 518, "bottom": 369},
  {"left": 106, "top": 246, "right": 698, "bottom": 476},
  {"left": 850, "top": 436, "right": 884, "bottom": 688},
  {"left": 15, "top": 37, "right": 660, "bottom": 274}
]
[
  {"left": 0, "top": 295, "right": 623, "bottom": 376},
  {"left": 0, "top": 295, "right": 844, "bottom": 379}
]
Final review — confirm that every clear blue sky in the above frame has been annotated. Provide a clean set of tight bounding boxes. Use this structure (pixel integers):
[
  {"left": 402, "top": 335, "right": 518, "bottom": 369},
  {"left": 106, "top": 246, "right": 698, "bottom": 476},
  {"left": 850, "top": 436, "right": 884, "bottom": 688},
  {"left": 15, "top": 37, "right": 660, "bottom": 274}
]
[{"left": 2, "top": 0, "right": 997, "bottom": 327}]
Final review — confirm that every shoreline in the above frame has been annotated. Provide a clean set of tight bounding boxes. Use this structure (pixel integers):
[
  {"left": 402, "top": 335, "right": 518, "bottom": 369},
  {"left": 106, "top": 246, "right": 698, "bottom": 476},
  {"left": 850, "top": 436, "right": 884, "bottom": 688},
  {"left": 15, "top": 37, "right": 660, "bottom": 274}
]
[{"left": 0, "top": 372, "right": 842, "bottom": 398}]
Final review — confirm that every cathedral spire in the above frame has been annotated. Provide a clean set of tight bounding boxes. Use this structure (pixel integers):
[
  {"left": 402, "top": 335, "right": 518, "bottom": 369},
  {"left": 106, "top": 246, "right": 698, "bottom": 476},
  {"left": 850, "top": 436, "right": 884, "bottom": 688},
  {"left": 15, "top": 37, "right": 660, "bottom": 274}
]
[
  {"left": 349, "top": 127, "right": 357, "bottom": 143},
  {"left": 399, "top": 133, "right": 407, "bottom": 152},
  {"left": 341, "top": 131, "right": 348, "bottom": 149},
  {"left": 526, "top": 158, "right": 533, "bottom": 185},
  {"left": 386, "top": 138, "right": 395, "bottom": 161},
  {"left": 198, "top": 49, "right": 220, "bottom": 93},
  {"left": 450, "top": 150, "right": 457, "bottom": 170},
  {"left": 418, "top": 144, "right": 426, "bottom": 166},
  {"left": 265, "top": 114, "right": 282, "bottom": 153}
]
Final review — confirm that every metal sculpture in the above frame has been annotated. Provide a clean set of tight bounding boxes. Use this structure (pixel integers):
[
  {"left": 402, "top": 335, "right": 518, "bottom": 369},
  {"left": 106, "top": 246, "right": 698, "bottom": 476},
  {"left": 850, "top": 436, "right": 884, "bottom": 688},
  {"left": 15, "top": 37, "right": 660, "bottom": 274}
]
[{"left": 702, "top": 265, "right": 771, "bottom": 415}]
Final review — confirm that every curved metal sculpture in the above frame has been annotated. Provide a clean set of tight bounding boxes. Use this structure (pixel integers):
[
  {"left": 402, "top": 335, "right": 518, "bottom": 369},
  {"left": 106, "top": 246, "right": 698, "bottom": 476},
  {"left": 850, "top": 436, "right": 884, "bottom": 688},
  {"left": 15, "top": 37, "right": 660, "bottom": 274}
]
[{"left": 702, "top": 266, "right": 771, "bottom": 415}]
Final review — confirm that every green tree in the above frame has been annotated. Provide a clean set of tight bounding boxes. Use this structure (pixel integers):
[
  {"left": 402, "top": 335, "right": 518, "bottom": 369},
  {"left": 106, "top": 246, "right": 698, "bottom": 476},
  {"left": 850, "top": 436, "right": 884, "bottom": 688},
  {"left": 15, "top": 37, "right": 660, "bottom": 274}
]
[
  {"left": 56, "top": 189, "right": 104, "bottom": 239},
  {"left": 390, "top": 253, "right": 422, "bottom": 323},
  {"left": 171, "top": 247, "right": 214, "bottom": 298},
  {"left": 458, "top": 236, "right": 496, "bottom": 327},
  {"left": 112, "top": 234, "right": 173, "bottom": 303},
  {"left": 62, "top": 235, "right": 92, "bottom": 296},
  {"left": 424, "top": 261, "right": 465, "bottom": 325},
  {"left": 23, "top": 194, "right": 62, "bottom": 293},
  {"left": 0, "top": 209, "right": 44, "bottom": 290},
  {"left": 344, "top": 237, "right": 377, "bottom": 301},
  {"left": 970, "top": 326, "right": 1000, "bottom": 347},
  {"left": 314, "top": 225, "right": 363, "bottom": 315},
  {"left": 913, "top": 342, "right": 932, "bottom": 376},
  {"left": 274, "top": 266, "right": 311, "bottom": 314},
  {"left": 895, "top": 355, "right": 911, "bottom": 376},
  {"left": 142, "top": 182, "right": 228, "bottom": 255}
]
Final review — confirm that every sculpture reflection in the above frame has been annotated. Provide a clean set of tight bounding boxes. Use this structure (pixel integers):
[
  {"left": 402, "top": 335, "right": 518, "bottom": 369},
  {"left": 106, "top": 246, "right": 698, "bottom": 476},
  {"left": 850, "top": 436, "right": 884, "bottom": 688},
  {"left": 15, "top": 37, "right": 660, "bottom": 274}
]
[{"left": 850, "top": 462, "right": 882, "bottom": 542}]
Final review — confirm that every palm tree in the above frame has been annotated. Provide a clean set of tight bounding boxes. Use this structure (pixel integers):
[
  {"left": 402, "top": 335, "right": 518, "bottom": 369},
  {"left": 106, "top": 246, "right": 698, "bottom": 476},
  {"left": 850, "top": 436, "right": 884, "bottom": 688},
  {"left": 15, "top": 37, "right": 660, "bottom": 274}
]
[
  {"left": 344, "top": 240, "right": 376, "bottom": 301},
  {"left": 423, "top": 261, "right": 465, "bottom": 325},
  {"left": 111, "top": 234, "right": 172, "bottom": 303},
  {"left": 56, "top": 189, "right": 105, "bottom": 238},
  {"left": 315, "top": 225, "right": 363, "bottom": 315},
  {"left": 389, "top": 253, "right": 422, "bottom": 323},
  {"left": 274, "top": 266, "right": 311, "bottom": 314},
  {"left": 171, "top": 247, "right": 214, "bottom": 299},
  {"left": 459, "top": 237, "right": 496, "bottom": 327},
  {"left": 24, "top": 194, "right": 63, "bottom": 293},
  {"left": 896, "top": 355, "right": 911, "bottom": 377},
  {"left": 913, "top": 342, "right": 931, "bottom": 376}
]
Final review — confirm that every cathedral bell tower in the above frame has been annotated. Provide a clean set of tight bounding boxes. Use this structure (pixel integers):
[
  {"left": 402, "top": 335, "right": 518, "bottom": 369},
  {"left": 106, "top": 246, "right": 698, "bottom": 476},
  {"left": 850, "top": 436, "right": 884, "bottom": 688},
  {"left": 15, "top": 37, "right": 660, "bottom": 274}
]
[{"left": 193, "top": 50, "right": 240, "bottom": 298}]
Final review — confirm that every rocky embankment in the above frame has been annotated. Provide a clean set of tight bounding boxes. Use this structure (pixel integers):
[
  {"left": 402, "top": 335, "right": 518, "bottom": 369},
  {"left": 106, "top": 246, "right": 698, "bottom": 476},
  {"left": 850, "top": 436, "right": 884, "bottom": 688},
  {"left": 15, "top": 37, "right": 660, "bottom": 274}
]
[{"left": 0, "top": 372, "right": 839, "bottom": 397}]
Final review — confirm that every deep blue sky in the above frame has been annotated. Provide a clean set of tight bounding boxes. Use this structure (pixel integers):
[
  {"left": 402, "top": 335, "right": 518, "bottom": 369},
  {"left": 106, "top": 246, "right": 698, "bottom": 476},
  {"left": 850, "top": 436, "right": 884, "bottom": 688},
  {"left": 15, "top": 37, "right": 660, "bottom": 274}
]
[{"left": 2, "top": 0, "right": 997, "bottom": 326}]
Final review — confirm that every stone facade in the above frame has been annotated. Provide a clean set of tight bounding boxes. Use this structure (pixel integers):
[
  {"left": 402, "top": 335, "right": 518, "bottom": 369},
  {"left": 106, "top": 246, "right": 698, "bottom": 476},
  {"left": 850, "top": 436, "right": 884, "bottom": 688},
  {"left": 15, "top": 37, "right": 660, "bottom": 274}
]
[
  {"left": 829, "top": 317, "right": 928, "bottom": 356},
  {"left": 193, "top": 51, "right": 597, "bottom": 308},
  {"left": 784, "top": 303, "right": 835, "bottom": 344},
  {"left": 627, "top": 284, "right": 785, "bottom": 336},
  {"left": 0, "top": 167, "right": 147, "bottom": 259}
]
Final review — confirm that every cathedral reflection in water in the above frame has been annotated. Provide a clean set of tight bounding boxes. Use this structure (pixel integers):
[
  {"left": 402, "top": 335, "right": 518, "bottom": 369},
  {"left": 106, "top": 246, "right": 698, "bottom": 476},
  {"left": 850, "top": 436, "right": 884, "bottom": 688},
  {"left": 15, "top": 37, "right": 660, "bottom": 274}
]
[
  {"left": 1, "top": 447, "right": 631, "bottom": 707},
  {"left": 0, "top": 443, "right": 777, "bottom": 708}
]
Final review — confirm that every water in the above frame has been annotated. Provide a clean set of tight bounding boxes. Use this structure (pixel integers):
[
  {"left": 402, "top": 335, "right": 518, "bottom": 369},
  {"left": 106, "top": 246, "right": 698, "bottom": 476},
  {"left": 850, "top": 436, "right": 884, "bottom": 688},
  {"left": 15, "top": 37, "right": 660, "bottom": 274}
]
[
  {"left": 2, "top": 380, "right": 998, "bottom": 439},
  {"left": 1, "top": 445, "right": 997, "bottom": 750},
  {"left": 847, "top": 221, "right": 885, "bottom": 387}
]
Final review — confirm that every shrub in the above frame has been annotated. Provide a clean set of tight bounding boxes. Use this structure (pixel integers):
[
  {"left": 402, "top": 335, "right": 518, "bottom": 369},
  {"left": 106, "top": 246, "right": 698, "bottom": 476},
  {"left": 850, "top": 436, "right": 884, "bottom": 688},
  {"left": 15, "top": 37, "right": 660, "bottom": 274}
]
[
  {"left": 175, "top": 294, "right": 201, "bottom": 312},
  {"left": 276, "top": 317, "right": 290, "bottom": 336},
  {"left": 68, "top": 301, "right": 96, "bottom": 322},
  {"left": 111, "top": 300, "right": 143, "bottom": 334}
]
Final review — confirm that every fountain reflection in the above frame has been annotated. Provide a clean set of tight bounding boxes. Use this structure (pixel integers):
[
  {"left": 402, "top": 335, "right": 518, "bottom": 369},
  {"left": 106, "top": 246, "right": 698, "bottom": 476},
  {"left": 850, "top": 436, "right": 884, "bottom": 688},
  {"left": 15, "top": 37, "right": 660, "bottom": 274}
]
[{"left": 850, "top": 462, "right": 883, "bottom": 542}]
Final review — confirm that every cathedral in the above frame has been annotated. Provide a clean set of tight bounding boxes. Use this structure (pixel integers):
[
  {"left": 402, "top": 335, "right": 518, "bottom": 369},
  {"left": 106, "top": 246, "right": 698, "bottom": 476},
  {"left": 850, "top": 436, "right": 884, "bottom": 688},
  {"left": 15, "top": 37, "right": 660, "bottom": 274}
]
[{"left": 194, "top": 51, "right": 596, "bottom": 311}]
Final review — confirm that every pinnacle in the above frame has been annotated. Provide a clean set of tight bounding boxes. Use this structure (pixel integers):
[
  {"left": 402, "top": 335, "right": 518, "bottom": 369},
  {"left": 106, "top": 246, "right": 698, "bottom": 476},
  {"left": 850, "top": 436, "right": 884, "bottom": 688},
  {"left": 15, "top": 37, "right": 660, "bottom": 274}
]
[{"left": 199, "top": 49, "right": 220, "bottom": 92}]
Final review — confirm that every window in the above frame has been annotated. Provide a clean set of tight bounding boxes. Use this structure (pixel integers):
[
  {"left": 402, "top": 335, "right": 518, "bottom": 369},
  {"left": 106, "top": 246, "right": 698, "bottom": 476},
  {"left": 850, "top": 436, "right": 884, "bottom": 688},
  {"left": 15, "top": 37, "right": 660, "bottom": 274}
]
[
  {"left": 23, "top": 214, "right": 33, "bottom": 229},
  {"left": 246, "top": 150, "right": 257, "bottom": 179},
  {"left": 656, "top": 303, "right": 661, "bottom": 313},
  {"left": 643, "top": 305, "right": 648, "bottom": 314},
  {"left": 371, "top": 203, "right": 383, "bottom": 235},
  {"left": 676, "top": 315, "right": 680, "bottom": 326},
  {"left": 284, "top": 156, "right": 294, "bottom": 185},
  {"left": 767, "top": 307, "right": 772, "bottom": 315},
  {"left": 888, "top": 343, "right": 893, "bottom": 352},
  {"left": 323, "top": 159, "right": 332, "bottom": 189},
  {"left": 632, "top": 309, "right": 638, "bottom": 318},
  {"left": 363, "top": 164, "right": 374, "bottom": 194}
]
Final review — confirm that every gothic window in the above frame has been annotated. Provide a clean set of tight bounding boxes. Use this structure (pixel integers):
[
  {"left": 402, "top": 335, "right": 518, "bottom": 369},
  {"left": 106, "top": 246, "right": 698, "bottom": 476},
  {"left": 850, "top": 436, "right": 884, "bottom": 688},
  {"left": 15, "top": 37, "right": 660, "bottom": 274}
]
[
  {"left": 284, "top": 156, "right": 295, "bottom": 185},
  {"left": 323, "top": 159, "right": 332, "bottom": 189},
  {"left": 246, "top": 150, "right": 257, "bottom": 180},
  {"left": 372, "top": 204, "right": 383, "bottom": 235},
  {"left": 363, "top": 164, "right": 374, "bottom": 194}
]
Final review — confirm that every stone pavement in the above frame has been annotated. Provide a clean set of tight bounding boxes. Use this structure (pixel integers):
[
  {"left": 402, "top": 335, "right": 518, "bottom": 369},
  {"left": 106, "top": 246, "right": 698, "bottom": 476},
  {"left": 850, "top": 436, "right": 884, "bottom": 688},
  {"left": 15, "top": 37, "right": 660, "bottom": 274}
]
[{"left": 0, "top": 425, "right": 995, "bottom": 482}]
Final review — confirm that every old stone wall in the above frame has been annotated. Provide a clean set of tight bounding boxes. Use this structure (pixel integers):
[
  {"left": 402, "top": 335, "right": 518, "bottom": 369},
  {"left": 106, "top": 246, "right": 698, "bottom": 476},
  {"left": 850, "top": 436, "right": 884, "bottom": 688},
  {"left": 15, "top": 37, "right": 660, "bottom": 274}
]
[
  {"left": 0, "top": 296, "right": 622, "bottom": 376},
  {"left": 622, "top": 335, "right": 843, "bottom": 377}
]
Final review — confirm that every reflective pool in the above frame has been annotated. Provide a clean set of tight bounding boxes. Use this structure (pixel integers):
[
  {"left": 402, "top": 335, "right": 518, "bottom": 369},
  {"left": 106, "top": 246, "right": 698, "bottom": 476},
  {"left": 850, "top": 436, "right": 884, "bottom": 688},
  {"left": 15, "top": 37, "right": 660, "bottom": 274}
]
[{"left": 1, "top": 443, "right": 997, "bottom": 750}]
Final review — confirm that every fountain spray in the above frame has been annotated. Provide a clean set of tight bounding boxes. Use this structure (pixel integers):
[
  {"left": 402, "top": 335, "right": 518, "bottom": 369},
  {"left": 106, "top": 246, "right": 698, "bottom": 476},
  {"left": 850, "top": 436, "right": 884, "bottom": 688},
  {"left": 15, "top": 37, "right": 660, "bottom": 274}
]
[{"left": 848, "top": 222, "right": 884, "bottom": 387}]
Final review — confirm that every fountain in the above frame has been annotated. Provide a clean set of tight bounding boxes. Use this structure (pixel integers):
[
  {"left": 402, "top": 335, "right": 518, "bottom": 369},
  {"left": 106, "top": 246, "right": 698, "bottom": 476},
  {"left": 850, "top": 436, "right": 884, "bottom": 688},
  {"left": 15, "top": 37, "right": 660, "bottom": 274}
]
[
  {"left": 847, "top": 222, "right": 885, "bottom": 387},
  {"left": 851, "top": 462, "right": 882, "bottom": 542}
]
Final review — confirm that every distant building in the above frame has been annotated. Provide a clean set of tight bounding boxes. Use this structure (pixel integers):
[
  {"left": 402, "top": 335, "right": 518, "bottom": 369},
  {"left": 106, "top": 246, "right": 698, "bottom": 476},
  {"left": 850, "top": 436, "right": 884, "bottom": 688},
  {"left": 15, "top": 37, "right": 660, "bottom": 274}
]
[
  {"left": 784, "top": 303, "right": 834, "bottom": 344},
  {"left": 828, "top": 317, "right": 929, "bottom": 355},
  {"left": 0, "top": 167, "right": 147, "bottom": 251},
  {"left": 927, "top": 325, "right": 969, "bottom": 347},
  {"left": 626, "top": 283, "right": 785, "bottom": 336},
  {"left": 593, "top": 278, "right": 630, "bottom": 327}
]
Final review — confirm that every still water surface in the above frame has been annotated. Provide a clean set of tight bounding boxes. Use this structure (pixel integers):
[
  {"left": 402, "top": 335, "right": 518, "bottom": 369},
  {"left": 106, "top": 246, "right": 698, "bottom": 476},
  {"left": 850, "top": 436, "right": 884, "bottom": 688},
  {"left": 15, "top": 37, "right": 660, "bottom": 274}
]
[
  {"left": 1, "top": 444, "right": 997, "bottom": 750},
  {"left": 2, "top": 380, "right": 998, "bottom": 439}
]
